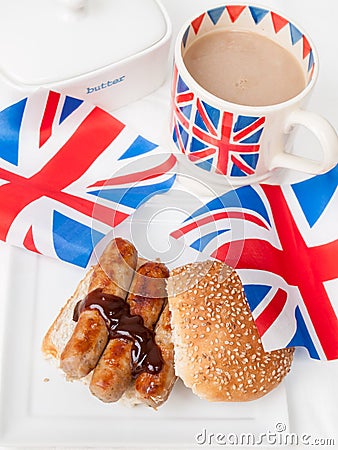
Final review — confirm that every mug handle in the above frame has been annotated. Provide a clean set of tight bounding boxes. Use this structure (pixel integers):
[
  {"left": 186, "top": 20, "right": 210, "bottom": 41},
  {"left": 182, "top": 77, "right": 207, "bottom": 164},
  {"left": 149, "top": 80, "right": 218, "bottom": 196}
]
[{"left": 270, "top": 109, "right": 338, "bottom": 174}]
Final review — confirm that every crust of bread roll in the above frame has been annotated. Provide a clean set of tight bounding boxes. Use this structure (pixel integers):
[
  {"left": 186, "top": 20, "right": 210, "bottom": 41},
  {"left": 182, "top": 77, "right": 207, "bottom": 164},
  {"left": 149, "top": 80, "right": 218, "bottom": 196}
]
[
  {"left": 168, "top": 260, "right": 294, "bottom": 402},
  {"left": 42, "top": 268, "right": 94, "bottom": 361}
]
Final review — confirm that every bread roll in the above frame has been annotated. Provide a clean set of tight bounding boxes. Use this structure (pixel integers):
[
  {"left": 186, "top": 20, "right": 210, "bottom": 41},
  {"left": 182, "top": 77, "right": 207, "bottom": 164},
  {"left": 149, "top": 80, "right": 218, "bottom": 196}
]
[{"left": 168, "top": 260, "right": 294, "bottom": 402}]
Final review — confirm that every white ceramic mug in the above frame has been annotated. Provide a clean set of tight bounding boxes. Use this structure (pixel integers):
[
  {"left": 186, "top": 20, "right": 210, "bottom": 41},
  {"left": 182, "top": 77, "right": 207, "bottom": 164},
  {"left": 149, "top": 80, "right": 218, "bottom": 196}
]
[{"left": 170, "top": 4, "right": 338, "bottom": 185}]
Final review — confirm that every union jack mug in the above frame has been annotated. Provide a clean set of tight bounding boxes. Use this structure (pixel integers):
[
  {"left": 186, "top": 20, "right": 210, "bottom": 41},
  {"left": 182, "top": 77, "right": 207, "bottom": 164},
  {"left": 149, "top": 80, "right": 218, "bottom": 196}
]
[{"left": 170, "top": 4, "right": 338, "bottom": 185}]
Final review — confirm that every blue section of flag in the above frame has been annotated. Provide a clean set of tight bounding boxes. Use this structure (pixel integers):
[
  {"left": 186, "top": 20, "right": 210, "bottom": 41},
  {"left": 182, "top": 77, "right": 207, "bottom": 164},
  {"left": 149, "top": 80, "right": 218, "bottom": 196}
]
[
  {"left": 236, "top": 186, "right": 271, "bottom": 225},
  {"left": 59, "top": 96, "right": 83, "bottom": 124},
  {"left": 234, "top": 115, "right": 259, "bottom": 132},
  {"left": 289, "top": 23, "right": 303, "bottom": 45},
  {"left": 190, "top": 137, "right": 207, "bottom": 152},
  {"left": 173, "top": 127, "right": 178, "bottom": 143},
  {"left": 196, "top": 158, "right": 213, "bottom": 172},
  {"left": 207, "top": 6, "right": 226, "bottom": 25},
  {"left": 241, "top": 153, "right": 259, "bottom": 169},
  {"left": 88, "top": 174, "right": 176, "bottom": 209},
  {"left": 118, "top": 135, "right": 158, "bottom": 160},
  {"left": 288, "top": 306, "right": 320, "bottom": 359},
  {"left": 173, "top": 124, "right": 189, "bottom": 151},
  {"left": 191, "top": 229, "right": 229, "bottom": 252},
  {"left": 179, "top": 124, "right": 189, "bottom": 149},
  {"left": 249, "top": 6, "right": 268, "bottom": 24},
  {"left": 202, "top": 101, "right": 220, "bottom": 129},
  {"left": 231, "top": 165, "right": 247, "bottom": 177},
  {"left": 195, "top": 102, "right": 220, "bottom": 133},
  {"left": 240, "top": 128, "right": 263, "bottom": 144},
  {"left": 308, "top": 50, "right": 314, "bottom": 72},
  {"left": 185, "top": 191, "right": 240, "bottom": 221},
  {"left": 177, "top": 75, "right": 190, "bottom": 93},
  {"left": 0, "top": 98, "right": 27, "bottom": 166},
  {"left": 185, "top": 186, "right": 271, "bottom": 225},
  {"left": 180, "top": 104, "right": 192, "bottom": 120},
  {"left": 182, "top": 27, "right": 189, "bottom": 48},
  {"left": 52, "top": 211, "right": 104, "bottom": 268},
  {"left": 195, "top": 110, "right": 209, "bottom": 133},
  {"left": 186, "top": 185, "right": 271, "bottom": 225},
  {"left": 244, "top": 284, "right": 272, "bottom": 311},
  {"left": 291, "top": 164, "right": 338, "bottom": 228}
]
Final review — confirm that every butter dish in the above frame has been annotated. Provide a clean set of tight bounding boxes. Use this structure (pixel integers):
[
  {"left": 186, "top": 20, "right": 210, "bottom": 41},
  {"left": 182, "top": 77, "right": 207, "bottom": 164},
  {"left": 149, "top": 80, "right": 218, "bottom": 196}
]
[{"left": 0, "top": 0, "right": 172, "bottom": 111}]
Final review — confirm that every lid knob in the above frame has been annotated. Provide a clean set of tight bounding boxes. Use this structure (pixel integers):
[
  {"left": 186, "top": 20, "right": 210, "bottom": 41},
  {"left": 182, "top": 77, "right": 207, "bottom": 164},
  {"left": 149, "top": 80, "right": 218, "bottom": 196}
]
[{"left": 59, "top": 0, "right": 87, "bottom": 14}]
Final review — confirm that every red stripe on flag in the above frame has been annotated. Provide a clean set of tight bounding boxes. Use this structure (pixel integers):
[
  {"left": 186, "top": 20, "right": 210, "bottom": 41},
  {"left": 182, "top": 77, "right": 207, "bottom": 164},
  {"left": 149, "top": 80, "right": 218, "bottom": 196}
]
[
  {"left": 188, "top": 148, "right": 216, "bottom": 161},
  {"left": 39, "top": 91, "right": 61, "bottom": 148},
  {"left": 254, "top": 289, "right": 288, "bottom": 336},
  {"left": 212, "top": 185, "right": 338, "bottom": 359},
  {"left": 0, "top": 107, "right": 126, "bottom": 241},
  {"left": 171, "top": 210, "right": 269, "bottom": 239},
  {"left": 23, "top": 226, "right": 41, "bottom": 254},
  {"left": 51, "top": 190, "right": 129, "bottom": 227},
  {"left": 192, "top": 108, "right": 260, "bottom": 177},
  {"left": 176, "top": 92, "right": 194, "bottom": 103},
  {"left": 88, "top": 154, "right": 176, "bottom": 188},
  {"left": 263, "top": 185, "right": 338, "bottom": 359},
  {"left": 216, "top": 112, "right": 233, "bottom": 175}
]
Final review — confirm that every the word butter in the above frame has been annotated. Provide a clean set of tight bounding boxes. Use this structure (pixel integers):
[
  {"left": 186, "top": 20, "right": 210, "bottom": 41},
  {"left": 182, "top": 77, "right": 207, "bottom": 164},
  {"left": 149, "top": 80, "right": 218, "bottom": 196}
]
[{"left": 86, "top": 76, "right": 125, "bottom": 94}]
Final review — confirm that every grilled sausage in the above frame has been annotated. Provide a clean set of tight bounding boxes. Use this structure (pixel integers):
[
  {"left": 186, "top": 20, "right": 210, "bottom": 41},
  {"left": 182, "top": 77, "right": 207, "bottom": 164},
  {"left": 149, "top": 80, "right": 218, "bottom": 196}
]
[
  {"left": 60, "top": 238, "right": 137, "bottom": 379},
  {"left": 89, "top": 238, "right": 138, "bottom": 298},
  {"left": 135, "top": 305, "right": 177, "bottom": 409},
  {"left": 89, "top": 261, "right": 169, "bottom": 403},
  {"left": 128, "top": 261, "right": 169, "bottom": 329}
]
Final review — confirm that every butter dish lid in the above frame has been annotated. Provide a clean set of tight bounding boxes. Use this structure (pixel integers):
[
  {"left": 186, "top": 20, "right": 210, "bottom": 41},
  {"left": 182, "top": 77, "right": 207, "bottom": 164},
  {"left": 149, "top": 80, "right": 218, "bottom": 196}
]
[{"left": 0, "top": 0, "right": 168, "bottom": 85}]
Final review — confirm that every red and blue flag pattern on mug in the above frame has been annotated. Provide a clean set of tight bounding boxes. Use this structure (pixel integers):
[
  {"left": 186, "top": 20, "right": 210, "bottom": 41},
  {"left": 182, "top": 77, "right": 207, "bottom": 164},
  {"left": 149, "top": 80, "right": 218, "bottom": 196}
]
[
  {"left": 172, "top": 66, "right": 266, "bottom": 177},
  {"left": 172, "top": 65, "right": 194, "bottom": 154},
  {"left": 173, "top": 4, "right": 316, "bottom": 177},
  {"left": 171, "top": 165, "right": 338, "bottom": 360},
  {"left": 190, "top": 99, "right": 265, "bottom": 176},
  {"left": 0, "top": 90, "right": 176, "bottom": 268}
]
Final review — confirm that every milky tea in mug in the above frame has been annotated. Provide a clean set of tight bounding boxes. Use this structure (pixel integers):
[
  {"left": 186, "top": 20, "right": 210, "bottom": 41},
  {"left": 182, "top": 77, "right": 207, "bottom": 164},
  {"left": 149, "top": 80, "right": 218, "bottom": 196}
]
[
  {"left": 183, "top": 30, "right": 306, "bottom": 107},
  {"left": 171, "top": 5, "right": 338, "bottom": 184}
]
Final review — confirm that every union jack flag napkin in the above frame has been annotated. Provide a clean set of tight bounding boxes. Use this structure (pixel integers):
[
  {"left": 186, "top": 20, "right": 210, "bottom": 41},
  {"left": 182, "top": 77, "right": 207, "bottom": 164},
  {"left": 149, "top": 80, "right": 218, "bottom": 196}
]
[
  {"left": 0, "top": 90, "right": 176, "bottom": 268},
  {"left": 171, "top": 165, "right": 338, "bottom": 360}
]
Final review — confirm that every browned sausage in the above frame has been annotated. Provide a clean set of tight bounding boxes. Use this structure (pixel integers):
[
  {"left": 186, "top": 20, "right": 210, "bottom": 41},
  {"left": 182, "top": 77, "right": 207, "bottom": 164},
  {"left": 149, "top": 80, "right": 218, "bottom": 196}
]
[
  {"left": 58, "top": 309, "right": 108, "bottom": 379},
  {"left": 128, "top": 261, "right": 169, "bottom": 329},
  {"left": 135, "top": 305, "right": 177, "bottom": 409},
  {"left": 60, "top": 238, "right": 137, "bottom": 379},
  {"left": 89, "top": 261, "right": 168, "bottom": 403},
  {"left": 88, "top": 338, "right": 134, "bottom": 402},
  {"left": 89, "top": 238, "right": 138, "bottom": 298}
]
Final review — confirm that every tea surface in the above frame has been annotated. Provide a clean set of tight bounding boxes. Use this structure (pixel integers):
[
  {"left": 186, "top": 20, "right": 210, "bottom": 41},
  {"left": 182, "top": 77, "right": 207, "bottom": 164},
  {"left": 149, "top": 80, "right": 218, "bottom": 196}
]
[{"left": 183, "top": 30, "right": 306, "bottom": 106}]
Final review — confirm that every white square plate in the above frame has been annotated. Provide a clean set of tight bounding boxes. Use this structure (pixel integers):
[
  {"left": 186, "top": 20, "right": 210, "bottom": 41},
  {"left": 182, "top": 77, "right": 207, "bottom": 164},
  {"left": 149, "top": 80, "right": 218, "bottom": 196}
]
[{"left": 0, "top": 195, "right": 290, "bottom": 448}]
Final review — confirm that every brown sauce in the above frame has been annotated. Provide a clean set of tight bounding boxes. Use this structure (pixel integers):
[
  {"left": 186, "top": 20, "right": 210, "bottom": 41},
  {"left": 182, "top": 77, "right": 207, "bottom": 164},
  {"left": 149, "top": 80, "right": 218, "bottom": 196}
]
[{"left": 73, "top": 289, "right": 163, "bottom": 376}]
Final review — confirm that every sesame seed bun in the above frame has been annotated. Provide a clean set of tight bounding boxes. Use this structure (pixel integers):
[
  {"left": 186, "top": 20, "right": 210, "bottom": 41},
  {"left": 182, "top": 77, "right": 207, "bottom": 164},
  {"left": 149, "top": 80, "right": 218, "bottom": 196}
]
[{"left": 168, "top": 261, "right": 294, "bottom": 402}]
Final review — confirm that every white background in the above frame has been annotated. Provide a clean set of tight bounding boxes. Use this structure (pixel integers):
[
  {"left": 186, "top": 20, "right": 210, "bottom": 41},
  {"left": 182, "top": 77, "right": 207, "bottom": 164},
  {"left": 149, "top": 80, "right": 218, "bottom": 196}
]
[{"left": 0, "top": 0, "right": 337, "bottom": 448}]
